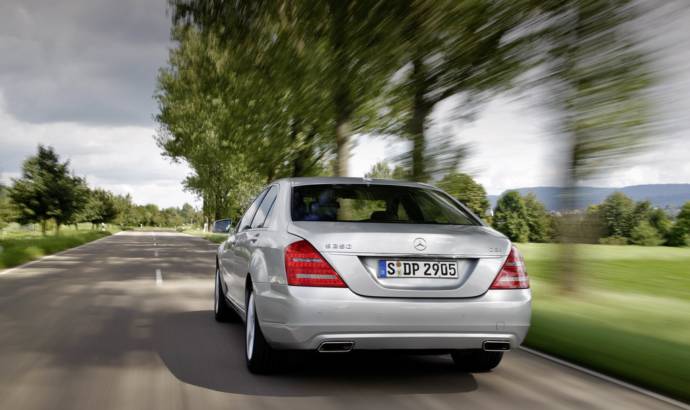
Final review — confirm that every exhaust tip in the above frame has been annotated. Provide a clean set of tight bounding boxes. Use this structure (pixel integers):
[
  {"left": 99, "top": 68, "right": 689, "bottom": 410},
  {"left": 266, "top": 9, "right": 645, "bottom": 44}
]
[
  {"left": 318, "top": 341, "right": 354, "bottom": 353},
  {"left": 483, "top": 340, "right": 511, "bottom": 352}
]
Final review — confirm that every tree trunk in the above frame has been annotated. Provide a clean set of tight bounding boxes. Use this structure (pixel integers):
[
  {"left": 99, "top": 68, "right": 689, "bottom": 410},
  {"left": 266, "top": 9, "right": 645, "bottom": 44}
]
[
  {"left": 292, "top": 122, "right": 316, "bottom": 177},
  {"left": 41, "top": 220, "right": 47, "bottom": 236},
  {"left": 335, "top": 120, "right": 351, "bottom": 176},
  {"left": 330, "top": 0, "right": 352, "bottom": 177},
  {"left": 55, "top": 222, "right": 60, "bottom": 236},
  {"left": 409, "top": 56, "right": 430, "bottom": 182},
  {"left": 558, "top": 146, "right": 579, "bottom": 293}
]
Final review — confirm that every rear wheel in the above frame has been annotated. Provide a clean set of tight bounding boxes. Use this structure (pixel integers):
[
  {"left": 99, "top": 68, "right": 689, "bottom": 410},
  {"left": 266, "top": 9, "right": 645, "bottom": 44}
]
[
  {"left": 451, "top": 350, "right": 503, "bottom": 372},
  {"left": 214, "top": 267, "right": 234, "bottom": 322},
  {"left": 245, "top": 289, "right": 279, "bottom": 374}
]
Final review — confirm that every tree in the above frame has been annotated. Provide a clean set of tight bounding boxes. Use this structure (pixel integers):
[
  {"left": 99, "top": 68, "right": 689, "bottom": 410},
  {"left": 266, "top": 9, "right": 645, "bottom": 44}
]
[
  {"left": 180, "top": 203, "right": 201, "bottom": 226},
  {"left": 113, "top": 194, "right": 138, "bottom": 227},
  {"left": 666, "top": 202, "right": 690, "bottom": 247},
  {"left": 155, "top": 25, "right": 330, "bottom": 223},
  {"left": 542, "top": 0, "right": 652, "bottom": 291},
  {"left": 0, "top": 184, "right": 14, "bottom": 231},
  {"left": 648, "top": 208, "right": 672, "bottom": 239},
  {"left": 492, "top": 191, "right": 530, "bottom": 243},
  {"left": 383, "top": 0, "right": 542, "bottom": 181},
  {"left": 630, "top": 220, "right": 662, "bottom": 246},
  {"left": 8, "top": 145, "right": 86, "bottom": 235},
  {"left": 523, "top": 193, "right": 551, "bottom": 242},
  {"left": 599, "top": 192, "right": 635, "bottom": 238},
  {"left": 168, "top": 0, "right": 398, "bottom": 177},
  {"left": 436, "top": 172, "right": 490, "bottom": 216},
  {"left": 548, "top": 1, "right": 652, "bottom": 211},
  {"left": 364, "top": 161, "right": 407, "bottom": 180},
  {"left": 83, "top": 189, "right": 119, "bottom": 227}
]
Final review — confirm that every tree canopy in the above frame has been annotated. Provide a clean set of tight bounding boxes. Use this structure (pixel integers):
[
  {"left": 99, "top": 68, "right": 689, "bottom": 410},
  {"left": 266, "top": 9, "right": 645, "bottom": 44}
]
[
  {"left": 436, "top": 172, "right": 490, "bottom": 216},
  {"left": 492, "top": 191, "right": 530, "bottom": 243},
  {"left": 8, "top": 146, "right": 87, "bottom": 235}
]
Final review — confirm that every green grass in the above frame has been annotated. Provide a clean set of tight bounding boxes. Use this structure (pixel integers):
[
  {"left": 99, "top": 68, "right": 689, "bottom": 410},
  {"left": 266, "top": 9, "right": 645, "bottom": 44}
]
[
  {"left": 519, "top": 243, "right": 690, "bottom": 402},
  {"left": 0, "top": 228, "right": 112, "bottom": 269}
]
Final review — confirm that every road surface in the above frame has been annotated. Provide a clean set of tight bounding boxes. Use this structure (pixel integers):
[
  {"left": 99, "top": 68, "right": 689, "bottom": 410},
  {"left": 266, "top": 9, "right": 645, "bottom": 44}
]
[{"left": 0, "top": 231, "right": 681, "bottom": 410}]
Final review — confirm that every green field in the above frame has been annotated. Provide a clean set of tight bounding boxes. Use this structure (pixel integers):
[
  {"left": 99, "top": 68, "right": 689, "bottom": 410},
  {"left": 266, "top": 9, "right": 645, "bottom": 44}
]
[
  {"left": 519, "top": 243, "right": 690, "bottom": 402},
  {"left": 0, "top": 226, "right": 113, "bottom": 269}
]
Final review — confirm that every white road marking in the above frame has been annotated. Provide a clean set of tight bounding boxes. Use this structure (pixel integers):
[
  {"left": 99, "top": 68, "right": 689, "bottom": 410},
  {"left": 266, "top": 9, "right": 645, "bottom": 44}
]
[
  {"left": 520, "top": 347, "right": 690, "bottom": 410},
  {"left": 155, "top": 269, "right": 163, "bottom": 286},
  {"left": 154, "top": 249, "right": 159, "bottom": 258}
]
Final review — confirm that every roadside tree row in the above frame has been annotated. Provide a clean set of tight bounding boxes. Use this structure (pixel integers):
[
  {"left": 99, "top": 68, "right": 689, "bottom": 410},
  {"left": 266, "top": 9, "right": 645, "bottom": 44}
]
[{"left": 0, "top": 146, "right": 204, "bottom": 235}]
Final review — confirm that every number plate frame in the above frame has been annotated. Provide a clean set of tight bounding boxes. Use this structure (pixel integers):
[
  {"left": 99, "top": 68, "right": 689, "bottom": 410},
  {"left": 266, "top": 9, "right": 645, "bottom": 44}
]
[{"left": 377, "top": 260, "right": 459, "bottom": 279}]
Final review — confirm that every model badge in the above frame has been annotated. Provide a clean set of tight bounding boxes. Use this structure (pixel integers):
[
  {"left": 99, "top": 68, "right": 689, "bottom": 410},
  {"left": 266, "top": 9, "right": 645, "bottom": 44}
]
[{"left": 413, "top": 238, "right": 427, "bottom": 251}]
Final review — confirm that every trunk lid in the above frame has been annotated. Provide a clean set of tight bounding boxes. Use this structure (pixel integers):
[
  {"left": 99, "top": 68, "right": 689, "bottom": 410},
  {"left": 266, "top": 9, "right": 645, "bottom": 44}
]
[{"left": 287, "top": 222, "right": 510, "bottom": 298}]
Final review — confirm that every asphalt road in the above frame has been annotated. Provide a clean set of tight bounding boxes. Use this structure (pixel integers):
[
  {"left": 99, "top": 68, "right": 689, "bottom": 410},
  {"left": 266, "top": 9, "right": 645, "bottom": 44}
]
[{"left": 0, "top": 231, "right": 681, "bottom": 410}]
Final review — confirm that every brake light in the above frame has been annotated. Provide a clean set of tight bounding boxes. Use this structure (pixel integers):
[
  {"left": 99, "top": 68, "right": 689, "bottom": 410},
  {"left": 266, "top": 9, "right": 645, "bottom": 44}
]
[
  {"left": 490, "top": 246, "right": 529, "bottom": 289},
  {"left": 284, "top": 240, "right": 347, "bottom": 287}
]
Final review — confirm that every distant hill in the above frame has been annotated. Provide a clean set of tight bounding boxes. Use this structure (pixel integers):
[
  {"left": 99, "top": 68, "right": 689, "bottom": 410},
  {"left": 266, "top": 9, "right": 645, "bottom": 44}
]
[{"left": 488, "top": 184, "right": 690, "bottom": 211}]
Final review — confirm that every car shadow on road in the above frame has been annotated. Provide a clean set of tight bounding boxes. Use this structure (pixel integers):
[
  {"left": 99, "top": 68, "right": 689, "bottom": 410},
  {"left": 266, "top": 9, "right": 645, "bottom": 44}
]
[{"left": 154, "top": 310, "right": 478, "bottom": 397}]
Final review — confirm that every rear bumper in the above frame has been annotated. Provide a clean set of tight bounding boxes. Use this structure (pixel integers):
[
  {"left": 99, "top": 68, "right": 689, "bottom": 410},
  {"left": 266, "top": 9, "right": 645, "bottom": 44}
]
[{"left": 253, "top": 283, "right": 531, "bottom": 350}]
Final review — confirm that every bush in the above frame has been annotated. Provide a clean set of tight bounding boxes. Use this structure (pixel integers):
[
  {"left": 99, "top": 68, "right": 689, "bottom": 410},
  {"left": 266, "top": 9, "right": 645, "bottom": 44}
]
[
  {"left": 599, "top": 235, "right": 628, "bottom": 245},
  {"left": 630, "top": 221, "right": 663, "bottom": 246},
  {"left": 665, "top": 225, "right": 689, "bottom": 247}
]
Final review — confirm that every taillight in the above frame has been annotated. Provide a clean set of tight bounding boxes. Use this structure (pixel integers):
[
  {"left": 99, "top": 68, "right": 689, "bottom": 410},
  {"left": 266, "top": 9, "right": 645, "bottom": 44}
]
[
  {"left": 490, "top": 245, "right": 529, "bottom": 289},
  {"left": 284, "top": 240, "right": 347, "bottom": 287}
]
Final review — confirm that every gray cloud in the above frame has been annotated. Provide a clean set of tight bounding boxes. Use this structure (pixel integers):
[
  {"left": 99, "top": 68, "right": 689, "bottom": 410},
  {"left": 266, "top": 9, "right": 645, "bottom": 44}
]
[{"left": 0, "top": 0, "right": 171, "bottom": 126}]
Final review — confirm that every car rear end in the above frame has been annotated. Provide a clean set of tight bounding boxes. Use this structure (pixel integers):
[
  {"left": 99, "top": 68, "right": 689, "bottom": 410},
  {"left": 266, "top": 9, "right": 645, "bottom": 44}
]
[{"left": 254, "top": 179, "right": 531, "bottom": 356}]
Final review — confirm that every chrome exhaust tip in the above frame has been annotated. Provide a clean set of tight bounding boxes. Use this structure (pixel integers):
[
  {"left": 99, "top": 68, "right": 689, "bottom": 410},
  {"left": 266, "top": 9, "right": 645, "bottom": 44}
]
[
  {"left": 483, "top": 340, "right": 511, "bottom": 352},
  {"left": 318, "top": 341, "right": 354, "bottom": 353}
]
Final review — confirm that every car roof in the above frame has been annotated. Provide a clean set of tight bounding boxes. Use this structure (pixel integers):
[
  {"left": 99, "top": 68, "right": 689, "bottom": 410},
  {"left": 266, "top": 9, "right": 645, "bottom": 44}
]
[{"left": 274, "top": 176, "right": 436, "bottom": 189}]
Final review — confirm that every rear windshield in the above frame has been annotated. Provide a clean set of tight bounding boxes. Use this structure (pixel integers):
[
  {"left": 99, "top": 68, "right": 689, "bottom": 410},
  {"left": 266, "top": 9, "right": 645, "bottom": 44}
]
[{"left": 291, "top": 184, "right": 477, "bottom": 225}]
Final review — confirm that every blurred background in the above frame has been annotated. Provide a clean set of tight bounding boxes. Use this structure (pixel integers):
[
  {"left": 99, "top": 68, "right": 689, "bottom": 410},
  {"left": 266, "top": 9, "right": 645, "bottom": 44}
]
[{"left": 1, "top": 0, "right": 689, "bottom": 403}]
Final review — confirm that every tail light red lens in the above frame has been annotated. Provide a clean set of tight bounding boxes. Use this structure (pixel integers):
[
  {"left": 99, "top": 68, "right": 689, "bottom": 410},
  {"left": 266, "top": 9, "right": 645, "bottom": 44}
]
[
  {"left": 490, "top": 246, "right": 529, "bottom": 289},
  {"left": 284, "top": 240, "right": 347, "bottom": 287}
]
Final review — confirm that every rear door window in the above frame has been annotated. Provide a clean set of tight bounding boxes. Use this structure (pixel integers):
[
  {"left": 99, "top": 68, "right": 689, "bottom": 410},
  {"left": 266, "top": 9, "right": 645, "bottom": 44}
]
[
  {"left": 250, "top": 185, "right": 279, "bottom": 229},
  {"left": 237, "top": 189, "right": 268, "bottom": 232}
]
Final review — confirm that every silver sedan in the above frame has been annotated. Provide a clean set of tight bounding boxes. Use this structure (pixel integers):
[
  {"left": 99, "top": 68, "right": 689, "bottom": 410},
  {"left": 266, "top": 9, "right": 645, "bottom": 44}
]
[{"left": 214, "top": 177, "right": 531, "bottom": 373}]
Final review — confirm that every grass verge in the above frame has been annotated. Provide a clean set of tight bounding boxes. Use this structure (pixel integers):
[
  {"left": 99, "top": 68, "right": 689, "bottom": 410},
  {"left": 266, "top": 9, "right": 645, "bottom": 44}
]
[
  {"left": 0, "top": 230, "right": 112, "bottom": 269},
  {"left": 181, "top": 229, "right": 228, "bottom": 244},
  {"left": 520, "top": 243, "right": 690, "bottom": 402}
]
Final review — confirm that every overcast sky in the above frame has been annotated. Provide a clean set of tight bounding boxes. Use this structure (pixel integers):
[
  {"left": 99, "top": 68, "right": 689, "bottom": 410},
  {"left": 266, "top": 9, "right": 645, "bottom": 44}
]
[{"left": 1, "top": 0, "right": 689, "bottom": 208}]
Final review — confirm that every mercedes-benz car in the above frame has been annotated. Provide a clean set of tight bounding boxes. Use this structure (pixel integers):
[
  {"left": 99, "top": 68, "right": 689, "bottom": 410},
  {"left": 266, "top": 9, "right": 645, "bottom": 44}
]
[{"left": 214, "top": 177, "right": 530, "bottom": 374}]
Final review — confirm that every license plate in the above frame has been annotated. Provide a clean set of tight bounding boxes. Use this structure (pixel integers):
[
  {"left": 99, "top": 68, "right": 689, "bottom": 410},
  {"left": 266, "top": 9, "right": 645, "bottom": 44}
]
[{"left": 377, "top": 260, "right": 458, "bottom": 278}]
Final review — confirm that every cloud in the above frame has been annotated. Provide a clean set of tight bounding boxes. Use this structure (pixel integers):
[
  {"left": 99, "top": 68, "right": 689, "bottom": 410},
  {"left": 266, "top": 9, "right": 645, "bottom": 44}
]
[
  {"left": 0, "top": 93, "right": 199, "bottom": 208},
  {"left": 0, "top": 0, "right": 171, "bottom": 126}
]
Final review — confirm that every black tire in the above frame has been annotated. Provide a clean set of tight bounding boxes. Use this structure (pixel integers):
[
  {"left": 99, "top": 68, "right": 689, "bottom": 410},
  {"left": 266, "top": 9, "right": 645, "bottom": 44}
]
[
  {"left": 245, "top": 288, "right": 279, "bottom": 374},
  {"left": 451, "top": 349, "right": 503, "bottom": 372},
  {"left": 214, "top": 267, "right": 235, "bottom": 322}
]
